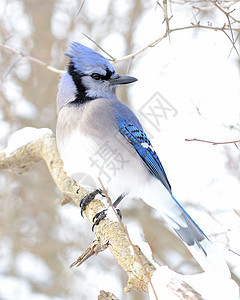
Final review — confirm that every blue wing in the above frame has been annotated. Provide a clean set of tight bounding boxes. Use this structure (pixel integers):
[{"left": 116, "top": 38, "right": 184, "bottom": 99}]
[
  {"left": 115, "top": 115, "right": 171, "bottom": 192},
  {"left": 115, "top": 114, "right": 210, "bottom": 242}
]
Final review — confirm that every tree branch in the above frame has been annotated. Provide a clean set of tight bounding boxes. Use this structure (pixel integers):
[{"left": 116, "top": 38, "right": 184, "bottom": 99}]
[
  {"left": 1, "top": 128, "right": 237, "bottom": 299},
  {"left": 1, "top": 18, "right": 239, "bottom": 74}
]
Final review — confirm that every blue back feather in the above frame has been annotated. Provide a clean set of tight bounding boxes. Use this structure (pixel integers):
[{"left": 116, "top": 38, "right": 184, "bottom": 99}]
[{"left": 115, "top": 115, "right": 172, "bottom": 192}]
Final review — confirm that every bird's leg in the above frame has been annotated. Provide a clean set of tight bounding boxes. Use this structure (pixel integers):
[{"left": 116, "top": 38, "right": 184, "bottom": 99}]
[
  {"left": 111, "top": 193, "right": 126, "bottom": 221},
  {"left": 112, "top": 193, "right": 125, "bottom": 208},
  {"left": 91, "top": 193, "right": 126, "bottom": 231},
  {"left": 80, "top": 189, "right": 104, "bottom": 217}
]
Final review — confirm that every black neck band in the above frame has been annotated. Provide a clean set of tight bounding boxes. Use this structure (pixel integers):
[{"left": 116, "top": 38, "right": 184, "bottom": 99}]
[{"left": 68, "top": 61, "right": 95, "bottom": 105}]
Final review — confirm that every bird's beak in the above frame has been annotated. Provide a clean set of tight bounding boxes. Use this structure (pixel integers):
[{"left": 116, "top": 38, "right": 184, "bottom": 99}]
[{"left": 109, "top": 74, "right": 138, "bottom": 85}]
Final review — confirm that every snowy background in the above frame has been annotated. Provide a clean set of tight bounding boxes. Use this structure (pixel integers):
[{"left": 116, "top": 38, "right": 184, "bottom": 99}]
[{"left": 0, "top": 0, "right": 240, "bottom": 299}]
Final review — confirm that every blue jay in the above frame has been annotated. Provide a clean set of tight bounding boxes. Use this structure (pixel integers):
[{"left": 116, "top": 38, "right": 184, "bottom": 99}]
[{"left": 56, "top": 42, "right": 230, "bottom": 277}]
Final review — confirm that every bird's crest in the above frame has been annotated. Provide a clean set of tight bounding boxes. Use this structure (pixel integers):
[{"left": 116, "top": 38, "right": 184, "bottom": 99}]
[{"left": 65, "top": 42, "right": 115, "bottom": 75}]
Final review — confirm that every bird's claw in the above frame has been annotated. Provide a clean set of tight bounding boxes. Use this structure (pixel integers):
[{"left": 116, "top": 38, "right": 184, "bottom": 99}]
[
  {"left": 92, "top": 209, "right": 107, "bottom": 231},
  {"left": 92, "top": 208, "right": 122, "bottom": 231},
  {"left": 79, "top": 189, "right": 103, "bottom": 217}
]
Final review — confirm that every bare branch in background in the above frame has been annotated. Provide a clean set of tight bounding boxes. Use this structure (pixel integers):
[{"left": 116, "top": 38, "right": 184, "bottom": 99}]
[
  {"left": 0, "top": 43, "right": 65, "bottom": 75},
  {"left": 157, "top": 0, "right": 171, "bottom": 35},
  {"left": 75, "top": 0, "right": 86, "bottom": 19},
  {"left": 82, "top": 33, "right": 115, "bottom": 60},
  {"left": 206, "top": 0, "right": 239, "bottom": 23},
  {"left": 1, "top": 0, "right": 239, "bottom": 75},
  {"left": 203, "top": 0, "right": 239, "bottom": 55},
  {"left": 172, "top": 0, "right": 240, "bottom": 11},
  {"left": 185, "top": 137, "right": 240, "bottom": 149}
]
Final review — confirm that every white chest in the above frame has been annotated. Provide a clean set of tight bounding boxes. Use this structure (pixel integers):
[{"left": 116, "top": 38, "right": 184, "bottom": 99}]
[
  {"left": 60, "top": 130, "right": 98, "bottom": 184},
  {"left": 58, "top": 127, "right": 150, "bottom": 199}
]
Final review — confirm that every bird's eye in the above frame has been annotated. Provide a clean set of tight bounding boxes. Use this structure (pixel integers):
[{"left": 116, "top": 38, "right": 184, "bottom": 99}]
[{"left": 91, "top": 73, "right": 101, "bottom": 80}]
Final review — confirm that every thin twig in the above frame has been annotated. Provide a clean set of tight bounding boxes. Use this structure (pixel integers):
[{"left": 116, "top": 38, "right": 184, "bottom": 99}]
[
  {"left": 125, "top": 56, "right": 134, "bottom": 75},
  {"left": 98, "top": 178, "right": 159, "bottom": 300},
  {"left": 205, "top": 0, "right": 240, "bottom": 56},
  {"left": 228, "top": 32, "right": 240, "bottom": 58},
  {"left": 111, "top": 32, "right": 169, "bottom": 63},
  {"left": 222, "top": 27, "right": 240, "bottom": 56},
  {"left": 161, "top": 0, "right": 171, "bottom": 35},
  {"left": 0, "top": 43, "right": 65, "bottom": 74},
  {"left": 76, "top": 0, "right": 86, "bottom": 18},
  {"left": 207, "top": 0, "right": 240, "bottom": 23},
  {"left": 82, "top": 33, "right": 115, "bottom": 60},
  {"left": 112, "top": 23, "right": 240, "bottom": 63},
  {"left": 233, "top": 209, "right": 240, "bottom": 217},
  {"left": 4, "top": 56, "right": 22, "bottom": 80},
  {"left": 229, "top": 248, "right": 240, "bottom": 257},
  {"left": 185, "top": 137, "right": 240, "bottom": 147},
  {"left": 172, "top": 0, "right": 240, "bottom": 10}
]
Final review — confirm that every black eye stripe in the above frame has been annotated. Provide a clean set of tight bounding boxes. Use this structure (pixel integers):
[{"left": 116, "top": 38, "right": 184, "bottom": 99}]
[
  {"left": 90, "top": 68, "right": 113, "bottom": 81},
  {"left": 68, "top": 60, "right": 114, "bottom": 82}
]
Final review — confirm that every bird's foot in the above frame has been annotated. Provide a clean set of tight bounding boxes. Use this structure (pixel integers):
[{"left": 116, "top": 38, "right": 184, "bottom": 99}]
[
  {"left": 92, "top": 208, "right": 122, "bottom": 231},
  {"left": 80, "top": 189, "right": 103, "bottom": 217}
]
